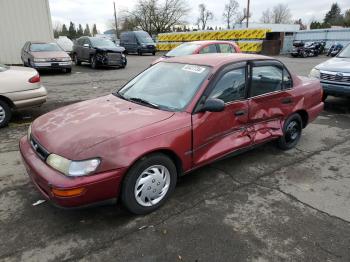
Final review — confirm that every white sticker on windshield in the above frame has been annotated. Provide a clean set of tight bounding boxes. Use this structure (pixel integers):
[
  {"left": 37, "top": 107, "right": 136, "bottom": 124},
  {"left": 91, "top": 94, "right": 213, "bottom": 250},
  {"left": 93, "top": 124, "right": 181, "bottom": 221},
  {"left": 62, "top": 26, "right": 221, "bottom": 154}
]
[{"left": 182, "top": 64, "right": 206, "bottom": 74}]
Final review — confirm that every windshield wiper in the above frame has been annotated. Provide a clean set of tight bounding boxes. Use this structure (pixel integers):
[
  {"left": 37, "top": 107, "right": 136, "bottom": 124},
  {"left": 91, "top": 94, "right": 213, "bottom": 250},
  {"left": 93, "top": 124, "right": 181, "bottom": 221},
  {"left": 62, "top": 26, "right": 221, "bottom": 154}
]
[
  {"left": 113, "top": 91, "right": 127, "bottom": 100},
  {"left": 129, "top": 97, "right": 159, "bottom": 109}
]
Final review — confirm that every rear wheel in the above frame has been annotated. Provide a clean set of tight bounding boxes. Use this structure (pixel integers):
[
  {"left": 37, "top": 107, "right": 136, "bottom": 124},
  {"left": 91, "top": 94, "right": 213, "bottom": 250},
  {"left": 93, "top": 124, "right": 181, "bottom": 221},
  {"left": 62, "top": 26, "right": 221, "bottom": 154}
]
[
  {"left": 121, "top": 153, "right": 177, "bottom": 215},
  {"left": 278, "top": 114, "right": 302, "bottom": 150},
  {"left": 137, "top": 50, "right": 142, "bottom": 56},
  {"left": 0, "top": 100, "right": 12, "bottom": 128}
]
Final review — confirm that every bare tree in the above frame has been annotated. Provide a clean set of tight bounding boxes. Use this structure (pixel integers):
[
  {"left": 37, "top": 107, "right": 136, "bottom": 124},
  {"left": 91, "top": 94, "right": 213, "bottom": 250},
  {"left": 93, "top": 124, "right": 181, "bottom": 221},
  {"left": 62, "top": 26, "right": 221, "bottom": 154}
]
[
  {"left": 260, "top": 9, "right": 272, "bottom": 23},
  {"left": 197, "top": 4, "right": 214, "bottom": 30},
  {"left": 235, "top": 8, "right": 251, "bottom": 25},
  {"left": 260, "top": 4, "right": 292, "bottom": 24},
  {"left": 129, "top": 0, "right": 189, "bottom": 35},
  {"left": 223, "top": 0, "right": 239, "bottom": 29},
  {"left": 272, "top": 4, "right": 292, "bottom": 24}
]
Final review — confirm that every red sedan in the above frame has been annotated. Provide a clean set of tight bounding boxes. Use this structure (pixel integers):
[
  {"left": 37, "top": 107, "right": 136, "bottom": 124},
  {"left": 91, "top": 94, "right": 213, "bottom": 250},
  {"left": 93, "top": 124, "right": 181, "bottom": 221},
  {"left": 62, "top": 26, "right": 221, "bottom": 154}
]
[
  {"left": 20, "top": 54, "right": 324, "bottom": 214},
  {"left": 152, "top": 40, "right": 241, "bottom": 65}
]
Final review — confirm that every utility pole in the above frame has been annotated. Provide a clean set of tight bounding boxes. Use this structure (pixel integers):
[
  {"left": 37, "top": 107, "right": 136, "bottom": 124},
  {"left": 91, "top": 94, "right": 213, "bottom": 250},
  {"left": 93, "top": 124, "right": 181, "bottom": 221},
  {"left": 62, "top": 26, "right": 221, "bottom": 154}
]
[
  {"left": 246, "top": 0, "right": 250, "bottom": 28},
  {"left": 113, "top": 1, "right": 119, "bottom": 39}
]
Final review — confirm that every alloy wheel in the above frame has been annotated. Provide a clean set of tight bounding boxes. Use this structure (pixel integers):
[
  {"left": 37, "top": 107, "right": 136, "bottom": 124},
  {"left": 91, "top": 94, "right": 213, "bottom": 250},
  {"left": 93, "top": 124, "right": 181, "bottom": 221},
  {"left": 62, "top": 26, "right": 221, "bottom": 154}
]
[
  {"left": 0, "top": 104, "right": 6, "bottom": 124},
  {"left": 285, "top": 120, "right": 300, "bottom": 144}
]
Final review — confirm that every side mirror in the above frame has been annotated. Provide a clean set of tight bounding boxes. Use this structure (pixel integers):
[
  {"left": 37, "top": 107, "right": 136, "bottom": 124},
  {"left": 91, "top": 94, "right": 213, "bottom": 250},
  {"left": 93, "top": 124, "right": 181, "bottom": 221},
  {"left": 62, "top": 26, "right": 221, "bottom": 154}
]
[
  {"left": 201, "top": 98, "right": 225, "bottom": 112},
  {"left": 83, "top": 43, "right": 90, "bottom": 48}
]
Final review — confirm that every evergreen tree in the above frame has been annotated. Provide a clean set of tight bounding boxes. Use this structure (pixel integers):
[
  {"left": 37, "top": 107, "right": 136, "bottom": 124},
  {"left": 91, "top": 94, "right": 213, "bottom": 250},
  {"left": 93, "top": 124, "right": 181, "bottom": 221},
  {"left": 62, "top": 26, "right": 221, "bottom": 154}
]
[
  {"left": 83, "top": 24, "right": 91, "bottom": 36},
  {"left": 68, "top": 21, "right": 77, "bottom": 39},
  {"left": 324, "top": 3, "right": 344, "bottom": 26},
  {"left": 61, "top": 24, "right": 69, "bottom": 36},
  {"left": 77, "top": 24, "right": 84, "bottom": 37},
  {"left": 92, "top": 24, "right": 98, "bottom": 36}
]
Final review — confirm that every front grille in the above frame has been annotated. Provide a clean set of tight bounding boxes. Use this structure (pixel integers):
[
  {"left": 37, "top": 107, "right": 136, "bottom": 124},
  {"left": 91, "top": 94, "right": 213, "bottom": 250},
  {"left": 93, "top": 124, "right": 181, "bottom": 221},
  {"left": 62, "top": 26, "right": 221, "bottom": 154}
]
[
  {"left": 107, "top": 53, "right": 122, "bottom": 62},
  {"left": 30, "top": 136, "right": 50, "bottom": 160},
  {"left": 320, "top": 72, "right": 350, "bottom": 84}
]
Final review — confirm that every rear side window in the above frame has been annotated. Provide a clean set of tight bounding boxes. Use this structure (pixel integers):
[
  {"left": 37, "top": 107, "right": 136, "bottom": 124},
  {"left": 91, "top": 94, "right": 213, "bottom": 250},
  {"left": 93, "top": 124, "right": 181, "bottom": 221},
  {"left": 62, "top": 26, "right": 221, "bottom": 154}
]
[
  {"left": 199, "top": 44, "right": 217, "bottom": 54},
  {"left": 209, "top": 68, "right": 246, "bottom": 103},
  {"left": 251, "top": 65, "right": 283, "bottom": 97},
  {"left": 218, "top": 44, "right": 234, "bottom": 53}
]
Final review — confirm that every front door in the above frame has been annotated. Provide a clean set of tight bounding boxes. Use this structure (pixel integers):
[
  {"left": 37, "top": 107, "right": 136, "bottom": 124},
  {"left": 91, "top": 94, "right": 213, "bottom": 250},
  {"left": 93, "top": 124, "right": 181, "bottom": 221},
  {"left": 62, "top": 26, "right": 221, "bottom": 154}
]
[
  {"left": 248, "top": 61, "right": 295, "bottom": 144},
  {"left": 192, "top": 64, "right": 251, "bottom": 167}
]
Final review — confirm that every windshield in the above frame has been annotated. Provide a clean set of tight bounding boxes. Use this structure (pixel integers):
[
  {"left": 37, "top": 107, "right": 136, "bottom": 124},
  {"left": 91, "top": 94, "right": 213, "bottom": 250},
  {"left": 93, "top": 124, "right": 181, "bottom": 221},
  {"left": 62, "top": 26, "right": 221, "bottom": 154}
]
[
  {"left": 136, "top": 32, "right": 154, "bottom": 44},
  {"left": 0, "top": 64, "right": 9, "bottom": 72},
  {"left": 90, "top": 38, "right": 116, "bottom": 48},
  {"left": 30, "top": 43, "right": 62, "bottom": 52},
  {"left": 337, "top": 44, "right": 350, "bottom": 58},
  {"left": 167, "top": 43, "right": 201, "bottom": 57},
  {"left": 117, "top": 62, "right": 210, "bottom": 111}
]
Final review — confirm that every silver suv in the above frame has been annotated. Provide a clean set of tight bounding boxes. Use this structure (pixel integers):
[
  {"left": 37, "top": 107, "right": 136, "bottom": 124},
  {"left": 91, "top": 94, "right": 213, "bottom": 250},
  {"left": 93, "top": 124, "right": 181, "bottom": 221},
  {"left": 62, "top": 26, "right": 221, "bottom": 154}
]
[{"left": 310, "top": 44, "right": 350, "bottom": 101}]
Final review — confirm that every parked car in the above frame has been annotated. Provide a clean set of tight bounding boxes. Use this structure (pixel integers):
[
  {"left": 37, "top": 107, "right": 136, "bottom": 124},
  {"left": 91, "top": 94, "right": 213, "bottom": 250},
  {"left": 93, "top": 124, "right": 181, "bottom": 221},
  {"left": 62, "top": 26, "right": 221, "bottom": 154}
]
[
  {"left": 21, "top": 41, "right": 72, "bottom": 73},
  {"left": 291, "top": 41, "right": 325, "bottom": 58},
  {"left": 152, "top": 40, "right": 241, "bottom": 65},
  {"left": 0, "top": 64, "right": 47, "bottom": 127},
  {"left": 73, "top": 37, "right": 127, "bottom": 69},
  {"left": 310, "top": 43, "right": 350, "bottom": 100},
  {"left": 20, "top": 54, "right": 323, "bottom": 214},
  {"left": 55, "top": 36, "right": 74, "bottom": 56},
  {"left": 327, "top": 42, "right": 343, "bottom": 57},
  {"left": 120, "top": 31, "right": 156, "bottom": 55}
]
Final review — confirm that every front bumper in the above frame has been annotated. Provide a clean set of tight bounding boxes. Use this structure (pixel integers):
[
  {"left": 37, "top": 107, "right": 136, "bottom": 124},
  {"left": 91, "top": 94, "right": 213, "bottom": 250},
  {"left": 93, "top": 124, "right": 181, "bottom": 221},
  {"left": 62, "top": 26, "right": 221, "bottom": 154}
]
[
  {"left": 19, "top": 136, "right": 126, "bottom": 208},
  {"left": 33, "top": 61, "right": 72, "bottom": 70},
  {"left": 321, "top": 82, "right": 350, "bottom": 97}
]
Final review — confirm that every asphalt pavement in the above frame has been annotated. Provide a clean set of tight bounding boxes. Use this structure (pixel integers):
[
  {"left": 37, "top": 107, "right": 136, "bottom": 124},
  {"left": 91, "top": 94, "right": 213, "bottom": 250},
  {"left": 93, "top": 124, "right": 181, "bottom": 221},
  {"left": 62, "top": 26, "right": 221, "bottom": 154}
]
[{"left": 0, "top": 54, "right": 349, "bottom": 262}]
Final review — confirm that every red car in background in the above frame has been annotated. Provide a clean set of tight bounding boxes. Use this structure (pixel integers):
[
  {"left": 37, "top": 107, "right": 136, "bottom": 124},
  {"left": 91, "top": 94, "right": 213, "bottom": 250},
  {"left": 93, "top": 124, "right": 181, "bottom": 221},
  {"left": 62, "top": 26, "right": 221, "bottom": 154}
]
[
  {"left": 20, "top": 54, "right": 323, "bottom": 215},
  {"left": 152, "top": 40, "right": 241, "bottom": 65}
]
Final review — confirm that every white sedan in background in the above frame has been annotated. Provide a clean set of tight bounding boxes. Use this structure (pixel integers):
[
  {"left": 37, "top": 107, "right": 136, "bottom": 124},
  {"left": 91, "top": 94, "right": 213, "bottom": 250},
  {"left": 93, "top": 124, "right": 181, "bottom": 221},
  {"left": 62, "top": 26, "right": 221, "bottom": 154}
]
[{"left": 0, "top": 64, "right": 47, "bottom": 127}]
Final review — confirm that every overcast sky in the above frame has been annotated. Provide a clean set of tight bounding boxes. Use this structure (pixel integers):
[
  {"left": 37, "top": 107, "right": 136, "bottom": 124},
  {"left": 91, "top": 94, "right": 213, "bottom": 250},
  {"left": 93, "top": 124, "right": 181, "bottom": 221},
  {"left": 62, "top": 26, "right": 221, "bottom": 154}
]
[{"left": 49, "top": 0, "right": 350, "bottom": 32}]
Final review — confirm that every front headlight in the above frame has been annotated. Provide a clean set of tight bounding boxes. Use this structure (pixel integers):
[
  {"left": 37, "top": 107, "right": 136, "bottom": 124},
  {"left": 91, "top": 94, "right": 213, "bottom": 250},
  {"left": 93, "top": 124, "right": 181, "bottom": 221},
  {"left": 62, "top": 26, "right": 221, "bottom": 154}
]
[
  {"left": 46, "top": 154, "right": 100, "bottom": 177},
  {"left": 34, "top": 58, "right": 47, "bottom": 62},
  {"left": 61, "top": 57, "right": 72, "bottom": 62},
  {"left": 141, "top": 44, "right": 147, "bottom": 47},
  {"left": 309, "top": 68, "right": 320, "bottom": 79}
]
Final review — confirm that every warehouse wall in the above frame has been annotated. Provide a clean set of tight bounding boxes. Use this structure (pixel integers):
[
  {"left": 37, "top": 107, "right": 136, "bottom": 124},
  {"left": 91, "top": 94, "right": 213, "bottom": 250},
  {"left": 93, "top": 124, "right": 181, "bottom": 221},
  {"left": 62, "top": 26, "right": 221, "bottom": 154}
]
[{"left": 0, "top": 0, "right": 54, "bottom": 64}]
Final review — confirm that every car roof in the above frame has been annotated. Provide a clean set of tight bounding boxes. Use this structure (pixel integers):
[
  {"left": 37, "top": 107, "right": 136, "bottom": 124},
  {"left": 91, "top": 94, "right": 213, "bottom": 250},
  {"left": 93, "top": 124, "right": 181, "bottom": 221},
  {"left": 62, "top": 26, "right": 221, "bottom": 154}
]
[
  {"left": 184, "top": 40, "right": 236, "bottom": 45},
  {"left": 163, "top": 53, "right": 274, "bottom": 67}
]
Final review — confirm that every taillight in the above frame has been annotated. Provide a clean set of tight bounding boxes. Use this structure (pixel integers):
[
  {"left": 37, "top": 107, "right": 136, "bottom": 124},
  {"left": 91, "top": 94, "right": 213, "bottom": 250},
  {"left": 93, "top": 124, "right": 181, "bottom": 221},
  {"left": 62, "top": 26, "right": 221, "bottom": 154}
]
[{"left": 29, "top": 74, "right": 40, "bottom": 83}]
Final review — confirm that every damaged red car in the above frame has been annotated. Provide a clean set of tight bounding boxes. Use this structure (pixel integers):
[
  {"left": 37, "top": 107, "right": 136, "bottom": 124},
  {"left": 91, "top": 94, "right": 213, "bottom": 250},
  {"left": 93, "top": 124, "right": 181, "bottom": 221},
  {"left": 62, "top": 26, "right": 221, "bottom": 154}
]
[{"left": 20, "top": 54, "right": 324, "bottom": 214}]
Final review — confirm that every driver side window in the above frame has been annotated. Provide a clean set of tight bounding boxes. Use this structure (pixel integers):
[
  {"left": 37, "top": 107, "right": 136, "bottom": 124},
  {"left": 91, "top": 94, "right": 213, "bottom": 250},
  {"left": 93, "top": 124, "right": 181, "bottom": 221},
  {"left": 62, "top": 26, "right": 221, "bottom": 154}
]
[{"left": 209, "top": 68, "right": 246, "bottom": 103}]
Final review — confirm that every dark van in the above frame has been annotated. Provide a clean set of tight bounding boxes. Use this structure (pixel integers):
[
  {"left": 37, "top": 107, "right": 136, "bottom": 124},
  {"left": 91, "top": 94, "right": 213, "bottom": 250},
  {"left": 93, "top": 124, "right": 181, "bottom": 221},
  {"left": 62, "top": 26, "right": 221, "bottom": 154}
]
[{"left": 120, "top": 31, "right": 156, "bottom": 56}]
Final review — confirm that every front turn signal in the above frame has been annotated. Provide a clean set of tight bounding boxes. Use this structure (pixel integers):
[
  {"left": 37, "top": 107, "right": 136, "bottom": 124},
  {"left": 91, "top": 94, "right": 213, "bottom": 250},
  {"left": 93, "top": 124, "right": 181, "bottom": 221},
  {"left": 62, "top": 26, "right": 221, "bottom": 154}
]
[{"left": 51, "top": 187, "right": 85, "bottom": 197}]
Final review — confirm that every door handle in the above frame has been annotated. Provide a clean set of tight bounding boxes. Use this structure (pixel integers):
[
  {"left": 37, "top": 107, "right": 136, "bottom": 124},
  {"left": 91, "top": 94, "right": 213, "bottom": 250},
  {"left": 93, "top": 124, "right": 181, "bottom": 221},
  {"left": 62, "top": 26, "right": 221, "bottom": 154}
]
[
  {"left": 234, "top": 110, "right": 246, "bottom": 116},
  {"left": 281, "top": 98, "right": 293, "bottom": 104}
]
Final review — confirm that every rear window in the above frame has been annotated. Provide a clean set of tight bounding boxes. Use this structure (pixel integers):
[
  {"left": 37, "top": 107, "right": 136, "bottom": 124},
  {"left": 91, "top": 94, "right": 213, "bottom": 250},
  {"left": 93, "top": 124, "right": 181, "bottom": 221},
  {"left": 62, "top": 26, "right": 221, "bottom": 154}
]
[
  {"left": 167, "top": 43, "right": 201, "bottom": 57},
  {"left": 30, "top": 43, "right": 62, "bottom": 52}
]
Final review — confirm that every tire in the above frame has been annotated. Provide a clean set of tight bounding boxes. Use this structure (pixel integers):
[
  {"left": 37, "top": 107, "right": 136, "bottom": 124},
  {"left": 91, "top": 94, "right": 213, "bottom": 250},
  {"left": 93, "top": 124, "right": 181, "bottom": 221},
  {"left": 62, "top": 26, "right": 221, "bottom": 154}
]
[
  {"left": 64, "top": 68, "right": 72, "bottom": 73},
  {"left": 278, "top": 114, "right": 303, "bottom": 150},
  {"left": 121, "top": 153, "right": 177, "bottom": 215},
  {"left": 137, "top": 50, "right": 142, "bottom": 56},
  {"left": 0, "top": 100, "right": 12, "bottom": 128},
  {"left": 74, "top": 54, "right": 81, "bottom": 66},
  {"left": 28, "top": 59, "right": 33, "bottom": 68},
  {"left": 152, "top": 52, "right": 156, "bottom": 56},
  {"left": 90, "top": 55, "right": 97, "bottom": 69}
]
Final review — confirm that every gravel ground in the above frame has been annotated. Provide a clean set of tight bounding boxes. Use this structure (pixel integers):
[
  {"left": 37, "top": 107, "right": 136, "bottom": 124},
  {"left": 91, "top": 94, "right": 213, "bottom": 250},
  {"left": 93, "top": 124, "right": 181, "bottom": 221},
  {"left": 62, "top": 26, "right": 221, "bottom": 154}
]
[{"left": 0, "top": 54, "right": 349, "bottom": 262}]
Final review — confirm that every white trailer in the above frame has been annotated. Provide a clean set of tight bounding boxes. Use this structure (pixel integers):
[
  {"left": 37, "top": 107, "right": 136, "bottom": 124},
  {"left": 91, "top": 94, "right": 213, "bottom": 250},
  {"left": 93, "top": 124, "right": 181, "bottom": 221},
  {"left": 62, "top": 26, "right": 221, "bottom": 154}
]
[{"left": 0, "top": 0, "right": 54, "bottom": 64}]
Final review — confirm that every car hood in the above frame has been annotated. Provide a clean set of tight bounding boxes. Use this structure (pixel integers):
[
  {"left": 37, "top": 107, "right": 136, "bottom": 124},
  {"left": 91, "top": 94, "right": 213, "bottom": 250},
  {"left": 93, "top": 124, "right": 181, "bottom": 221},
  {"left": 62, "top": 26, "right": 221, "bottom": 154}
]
[
  {"left": 316, "top": 57, "right": 350, "bottom": 73},
  {"left": 31, "top": 94, "right": 174, "bottom": 158},
  {"left": 94, "top": 46, "right": 125, "bottom": 52},
  {"left": 31, "top": 51, "right": 70, "bottom": 59}
]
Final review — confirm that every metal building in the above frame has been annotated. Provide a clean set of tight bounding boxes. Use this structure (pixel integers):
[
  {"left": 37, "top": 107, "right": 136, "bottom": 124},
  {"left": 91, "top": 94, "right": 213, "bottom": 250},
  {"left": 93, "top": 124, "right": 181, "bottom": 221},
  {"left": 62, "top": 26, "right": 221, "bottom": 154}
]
[{"left": 0, "top": 0, "right": 54, "bottom": 64}]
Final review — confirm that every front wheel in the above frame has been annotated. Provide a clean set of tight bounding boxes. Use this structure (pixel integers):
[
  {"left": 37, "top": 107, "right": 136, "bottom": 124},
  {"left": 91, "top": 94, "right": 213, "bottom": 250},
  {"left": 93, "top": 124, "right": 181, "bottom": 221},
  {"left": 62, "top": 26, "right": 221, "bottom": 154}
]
[
  {"left": 0, "top": 100, "right": 12, "bottom": 128},
  {"left": 90, "top": 55, "right": 97, "bottom": 69},
  {"left": 121, "top": 153, "right": 177, "bottom": 215},
  {"left": 74, "top": 54, "right": 81, "bottom": 66},
  {"left": 278, "top": 114, "right": 302, "bottom": 150}
]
